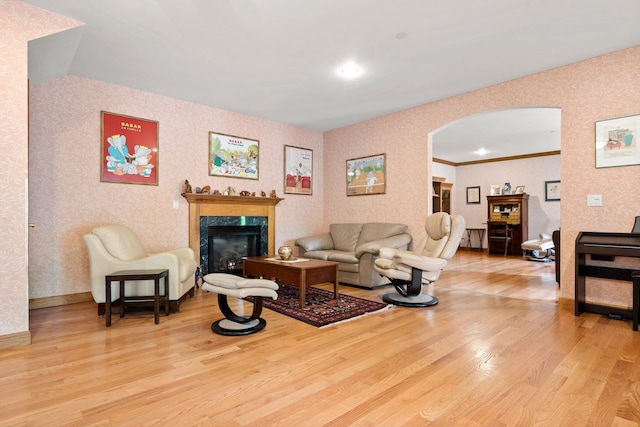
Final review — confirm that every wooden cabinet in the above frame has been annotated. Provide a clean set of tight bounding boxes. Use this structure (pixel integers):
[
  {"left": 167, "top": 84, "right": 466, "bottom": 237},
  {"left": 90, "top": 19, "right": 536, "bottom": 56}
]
[
  {"left": 433, "top": 177, "right": 453, "bottom": 214},
  {"left": 486, "top": 193, "right": 529, "bottom": 255}
]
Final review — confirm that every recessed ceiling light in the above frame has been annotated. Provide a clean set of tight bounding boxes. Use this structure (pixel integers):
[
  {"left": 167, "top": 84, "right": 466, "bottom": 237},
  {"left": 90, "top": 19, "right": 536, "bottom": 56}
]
[
  {"left": 338, "top": 61, "right": 362, "bottom": 79},
  {"left": 474, "top": 148, "right": 489, "bottom": 156}
]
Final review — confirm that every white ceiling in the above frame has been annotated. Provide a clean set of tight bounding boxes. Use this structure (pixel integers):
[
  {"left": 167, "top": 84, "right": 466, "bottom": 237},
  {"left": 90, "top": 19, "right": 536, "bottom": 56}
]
[{"left": 25, "top": 0, "right": 640, "bottom": 162}]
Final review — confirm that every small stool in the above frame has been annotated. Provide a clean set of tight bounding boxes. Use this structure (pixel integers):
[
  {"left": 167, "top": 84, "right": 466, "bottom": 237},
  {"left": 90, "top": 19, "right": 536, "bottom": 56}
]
[
  {"left": 104, "top": 269, "right": 169, "bottom": 326},
  {"left": 202, "top": 273, "right": 278, "bottom": 336}
]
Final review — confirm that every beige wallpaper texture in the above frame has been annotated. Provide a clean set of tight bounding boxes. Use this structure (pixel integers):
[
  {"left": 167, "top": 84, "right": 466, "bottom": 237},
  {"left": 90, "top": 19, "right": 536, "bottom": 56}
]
[
  {"left": 2, "top": 0, "right": 639, "bottom": 341},
  {"left": 324, "top": 45, "right": 640, "bottom": 304},
  {"left": 27, "top": 75, "right": 324, "bottom": 300},
  {"left": 0, "top": 1, "right": 82, "bottom": 335}
]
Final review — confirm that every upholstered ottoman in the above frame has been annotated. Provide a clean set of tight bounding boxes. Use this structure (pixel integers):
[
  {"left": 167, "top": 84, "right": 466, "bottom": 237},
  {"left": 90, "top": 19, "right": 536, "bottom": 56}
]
[{"left": 202, "top": 273, "right": 278, "bottom": 335}]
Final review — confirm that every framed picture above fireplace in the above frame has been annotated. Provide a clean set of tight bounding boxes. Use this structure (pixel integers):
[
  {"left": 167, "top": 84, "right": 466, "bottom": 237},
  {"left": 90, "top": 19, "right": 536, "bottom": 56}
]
[
  {"left": 208, "top": 131, "right": 259, "bottom": 180},
  {"left": 284, "top": 145, "right": 313, "bottom": 195}
]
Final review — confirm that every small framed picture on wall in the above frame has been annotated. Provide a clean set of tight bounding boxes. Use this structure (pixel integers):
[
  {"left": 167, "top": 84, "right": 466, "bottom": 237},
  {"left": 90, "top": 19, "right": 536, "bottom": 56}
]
[
  {"left": 545, "top": 180, "right": 560, "bottom": 201},
  {"left": 466, "top": 186, "right": 480, "bottom": 204}
]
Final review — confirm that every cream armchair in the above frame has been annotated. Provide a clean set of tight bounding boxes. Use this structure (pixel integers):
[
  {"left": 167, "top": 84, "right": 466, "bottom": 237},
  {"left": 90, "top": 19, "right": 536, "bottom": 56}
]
[
  {"left": 374, "top": 213, "right": 465, "bottom": 307},
  {"left": 83, "top": 224, "right": 197, "bottom": 315}
]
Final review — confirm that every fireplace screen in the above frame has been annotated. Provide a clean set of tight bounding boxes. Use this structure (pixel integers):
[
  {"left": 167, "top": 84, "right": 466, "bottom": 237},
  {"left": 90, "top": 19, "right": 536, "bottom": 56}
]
[{"left": 207, "top": 226, "right": 262, "bottom": 276}]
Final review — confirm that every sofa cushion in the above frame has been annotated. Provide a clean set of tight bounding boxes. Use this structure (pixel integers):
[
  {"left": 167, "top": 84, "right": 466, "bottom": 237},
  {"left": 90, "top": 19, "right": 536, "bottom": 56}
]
[
  {"left": 92, "top": 224, "right": 148, "bottom": 261},
  {"left": 326, "top": 251, "right": 358, "bottom": 264},
  {"left": 295, "top": 233, "right": 334, "bottom": 252},
  {"left": 337, "top": 262, "right": 359, "bottom": 273},
  {"left": 330, "top": 224, "right": 363, "bottom": 252},
  {"left": 301, "top": 250, "right": 332, "bottom": 261},
  {"left": 357, "top": 223, "right": 408, "bottom": 247}
]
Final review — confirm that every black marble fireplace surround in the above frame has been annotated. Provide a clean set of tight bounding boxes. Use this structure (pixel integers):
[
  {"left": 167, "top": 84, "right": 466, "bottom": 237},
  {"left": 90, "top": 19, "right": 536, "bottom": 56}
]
[{"left": 199, "top": 216, "right": 268, "bottom": 275}]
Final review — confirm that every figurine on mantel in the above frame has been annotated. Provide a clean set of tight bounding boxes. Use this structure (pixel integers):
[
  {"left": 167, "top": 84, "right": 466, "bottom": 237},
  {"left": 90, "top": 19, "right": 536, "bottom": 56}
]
[
  {"left": 228, "top": 186, "right": 236, "bottom": 196},
  {"left": 239, "top": 191, "right": 251, "bottom": 196},
  {"left": 183, "top": 180, "right": 192, "bottom": 193},
  {"left": 270, "top": 189, "right": 277, "bottom": 198},
  {"left": 261, "top": 191, "right": 267, "bottom": 197},
  {"left": 201, "top": 185, "right": 211, "bottom": 194}
]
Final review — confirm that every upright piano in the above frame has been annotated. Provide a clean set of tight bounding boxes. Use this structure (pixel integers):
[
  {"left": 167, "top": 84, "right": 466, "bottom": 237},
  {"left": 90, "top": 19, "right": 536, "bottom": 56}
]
[{"left": 575, "top": 231, "right": 640, "bottom": 330}]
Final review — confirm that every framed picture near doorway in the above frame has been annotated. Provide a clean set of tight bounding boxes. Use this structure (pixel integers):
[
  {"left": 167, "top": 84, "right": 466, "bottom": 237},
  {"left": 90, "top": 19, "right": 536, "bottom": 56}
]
[
  {"left": 595, "top": 114, "right": 640, "bottom": 168},
  {"left": 466, "top": 186, "right": 481, "bottom": 204},
  {"left": 545, "top": 180, "right": 561, "bottom": 201},
  {"left": 346, "top": 153, "right": 386, "bottom": 196}
]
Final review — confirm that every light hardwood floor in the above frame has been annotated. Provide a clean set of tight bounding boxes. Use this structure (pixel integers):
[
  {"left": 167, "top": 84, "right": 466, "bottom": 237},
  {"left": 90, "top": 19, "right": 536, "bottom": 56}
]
[{"left": 2, "top": 251, "right": 640, "bottom": 426}]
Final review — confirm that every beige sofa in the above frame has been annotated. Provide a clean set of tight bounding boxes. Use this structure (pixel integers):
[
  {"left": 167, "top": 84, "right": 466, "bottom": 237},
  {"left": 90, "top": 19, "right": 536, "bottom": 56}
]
[{"left": 294, "top": 223, "right": 411, "bottom": 288}]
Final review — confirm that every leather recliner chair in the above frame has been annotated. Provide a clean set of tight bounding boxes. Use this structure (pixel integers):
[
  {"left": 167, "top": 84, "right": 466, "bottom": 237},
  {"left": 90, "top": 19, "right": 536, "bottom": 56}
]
[{"left": 374, "top": 212, "right": 465, "bottom": 307}]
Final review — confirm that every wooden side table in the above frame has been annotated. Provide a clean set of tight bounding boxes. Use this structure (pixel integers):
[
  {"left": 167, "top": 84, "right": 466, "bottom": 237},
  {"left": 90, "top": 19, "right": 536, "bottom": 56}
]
[
  {"left": 105, "top": 269, "right": 169, "bottom": 326},
  {"left": 465, "top": 227, "right": 486, "bottom": 251}
]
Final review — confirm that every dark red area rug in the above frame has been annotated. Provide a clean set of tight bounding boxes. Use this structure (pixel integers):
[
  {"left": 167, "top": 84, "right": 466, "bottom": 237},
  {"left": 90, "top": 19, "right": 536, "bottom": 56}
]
[{"left": 251, "top": 283, "right": 391, "bottom": 328}]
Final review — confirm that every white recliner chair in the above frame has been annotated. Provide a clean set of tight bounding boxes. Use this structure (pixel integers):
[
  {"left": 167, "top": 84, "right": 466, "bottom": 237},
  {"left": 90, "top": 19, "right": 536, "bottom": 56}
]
[
  {"left": 374, "top": 213, "right": 465, "bottom": 307},
  {"left": 83, "top": 224, "right": 197, "bottom": 315},
  {"left": 521, "top": 233, "right": 555, "bottom": 262}
]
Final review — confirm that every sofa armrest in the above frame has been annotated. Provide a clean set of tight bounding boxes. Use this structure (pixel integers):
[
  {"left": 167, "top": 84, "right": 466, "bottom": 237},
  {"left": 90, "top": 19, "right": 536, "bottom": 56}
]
[
  {"left": 355, "top": 234, "right": 412, "bottom": 258},
  {"left": 295, "top": 233, "right": 334, "bottom": 252}
]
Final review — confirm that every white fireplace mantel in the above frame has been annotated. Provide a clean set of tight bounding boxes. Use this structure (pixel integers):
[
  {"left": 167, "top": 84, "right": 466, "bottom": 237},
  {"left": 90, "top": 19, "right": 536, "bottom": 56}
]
[{"left": 181, "top": 193, "right": 284, "bottom": 262}]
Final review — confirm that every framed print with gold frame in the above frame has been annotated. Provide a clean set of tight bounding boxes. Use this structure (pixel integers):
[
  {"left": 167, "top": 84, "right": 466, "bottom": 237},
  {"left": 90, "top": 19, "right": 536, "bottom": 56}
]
[
  {"left": 346, "top": 153, "right": 386, "bottom": 196},
  {"left": 209, "top": 131, "right": 259, "bottom": 179}
]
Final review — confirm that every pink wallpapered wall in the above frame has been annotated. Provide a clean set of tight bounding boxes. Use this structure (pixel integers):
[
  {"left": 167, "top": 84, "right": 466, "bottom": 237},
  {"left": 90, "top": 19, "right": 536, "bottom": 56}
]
[
  {"left": 28, "top": 75, "right": 324, "bottom": 300},
  {"left": 0, "top": 1, "right": 82, "bottom": 337},
  {"left": 324, "top": 45, "right": 640, "bottom": 305},
  {"left": 2, "top": 1, "right": 639, "bottom": 343}
]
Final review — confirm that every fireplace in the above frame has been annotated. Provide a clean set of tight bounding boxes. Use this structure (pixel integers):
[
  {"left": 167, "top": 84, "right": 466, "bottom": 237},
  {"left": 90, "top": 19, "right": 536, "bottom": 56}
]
[
  {"left": 205, "top": 225, "right": 264, "bottom": 276},
  {"left": 182, "top": 193, "right": 284, "bottom": 271}
]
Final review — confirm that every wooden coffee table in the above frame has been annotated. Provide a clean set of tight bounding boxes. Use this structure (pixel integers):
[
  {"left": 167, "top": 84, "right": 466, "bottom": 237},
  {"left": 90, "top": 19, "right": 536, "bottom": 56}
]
[{"left": 243, "top": 257, "right": 339, "bottom": 308}]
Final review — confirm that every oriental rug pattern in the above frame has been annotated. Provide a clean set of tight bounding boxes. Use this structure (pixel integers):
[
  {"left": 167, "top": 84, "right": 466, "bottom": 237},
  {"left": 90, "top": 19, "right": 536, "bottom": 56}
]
[{"left": 250, "top": 283, "right": 391, "bottom": 328}]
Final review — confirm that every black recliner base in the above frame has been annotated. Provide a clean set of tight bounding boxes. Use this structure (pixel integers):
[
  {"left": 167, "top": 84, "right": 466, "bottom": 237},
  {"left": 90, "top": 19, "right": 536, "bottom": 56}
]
[
  {"left": 382, "top": 267, "right": 439, "bottom": 308},
  {"left": 211, "top": 293, "right": 267, "bottom": 336},
  {"left": 382, "top": 292, "right": 439, "bottom": 307}
]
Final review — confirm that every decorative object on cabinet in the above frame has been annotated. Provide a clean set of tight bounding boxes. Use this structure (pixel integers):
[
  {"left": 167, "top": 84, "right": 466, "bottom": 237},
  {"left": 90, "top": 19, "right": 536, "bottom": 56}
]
[
  {"left": 346, "top": 153, "right": 386, "bottom": 196},
  {"left": 466, "top": 186, "right": 480, "bottom": 204},
  {"left": 284, "top": 145, "right": 313, "bottom": 195},
  {"left": 486, "top": 193, "right": 529, "bottom": 256},
  {"left": 208, "top": 131, "right": 259, "bottom": 180},
  {"left": 490, "top": 184, "right": 502, "bottom": 195},
  {"left": 514, "top": 185, "right": 525, "bottom": 194},
  {"left": 433, "top": 176, "right": 453, "bottom": 213},
  {"left": 545, "top": 180, "right": 560, "bottom": 201},
  {"left": 595, "top": 114, "right": 640, "bottom": 168},
  {"left": 100, "top": 111, "right": 159, "bottom": 185},
  {"left": 503, "top": 182, "right": 512, "bottom": 195}
]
